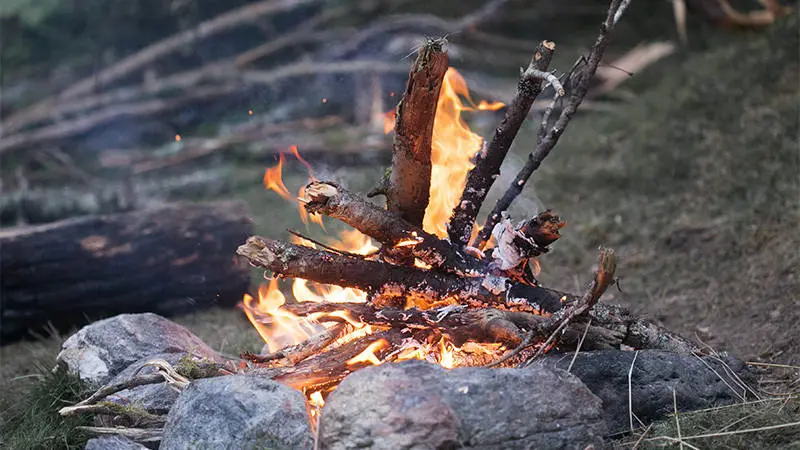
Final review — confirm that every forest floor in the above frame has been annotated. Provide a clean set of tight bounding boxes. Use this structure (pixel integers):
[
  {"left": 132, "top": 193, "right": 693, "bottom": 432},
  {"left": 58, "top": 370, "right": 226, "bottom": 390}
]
[{"left": 2, "top": 13, "right": 798, "bottom": 450}]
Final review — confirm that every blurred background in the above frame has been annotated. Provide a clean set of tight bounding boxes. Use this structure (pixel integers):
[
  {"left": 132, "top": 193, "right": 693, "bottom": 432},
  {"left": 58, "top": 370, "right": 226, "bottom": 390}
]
[{"left": 0, "top": 0, "right": 798, "bottom": 446}]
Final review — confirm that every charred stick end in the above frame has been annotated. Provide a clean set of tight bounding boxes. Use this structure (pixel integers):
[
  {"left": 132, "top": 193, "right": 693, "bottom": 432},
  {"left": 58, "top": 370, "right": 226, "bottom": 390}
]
[{"left": 448, "top": 40, "right": 557, "bottom": 246}]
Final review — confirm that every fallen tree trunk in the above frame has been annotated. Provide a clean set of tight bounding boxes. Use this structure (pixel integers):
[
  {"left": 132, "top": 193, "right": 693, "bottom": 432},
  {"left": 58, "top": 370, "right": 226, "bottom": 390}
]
[{"left": 0, "top": 202, "right": 252, "bottom": 343}]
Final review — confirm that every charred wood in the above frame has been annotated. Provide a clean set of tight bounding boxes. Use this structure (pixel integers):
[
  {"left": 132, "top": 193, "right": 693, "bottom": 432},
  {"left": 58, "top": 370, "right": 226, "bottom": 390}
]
[
  {"left": 474, "top": 0, "right": 631, "bottom": 249},
  {"left": 0, "top": 202, "right": 251, "bottom": 343},
  {"left": 236, "top": 236, "right": 566, "bottom": 312},
  {"left": 386, "top": 39, "right": 449, "bottom": 227},
  {"left": 447, "top": 40, "right": 556, "bottom": 246}
]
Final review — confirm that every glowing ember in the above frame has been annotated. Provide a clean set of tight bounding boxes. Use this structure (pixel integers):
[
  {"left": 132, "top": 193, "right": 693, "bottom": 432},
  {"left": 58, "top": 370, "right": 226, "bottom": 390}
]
[
  {"left": 439, "top": 338, "right": 455, "bottom": 369},
  {"left": 174, "top": 134, "right": 182, "bottom": 142}
]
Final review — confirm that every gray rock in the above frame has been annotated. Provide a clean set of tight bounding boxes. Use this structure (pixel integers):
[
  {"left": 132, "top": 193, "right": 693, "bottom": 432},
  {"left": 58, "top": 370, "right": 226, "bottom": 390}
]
[
  {"left": 160, "top": 375, "right": 313, "bottom": 450},
  {"left": 84, "top": 435, "right": 149, "bottom": 450},
  {"left": 539, "top": 349, "right": 754, "bottom": 433},
  {"left": 319, "top": 359, "right": 606, "bottom": 450},
  {"left": 56, "top": 313, "right": 220, "bottom": 385}
]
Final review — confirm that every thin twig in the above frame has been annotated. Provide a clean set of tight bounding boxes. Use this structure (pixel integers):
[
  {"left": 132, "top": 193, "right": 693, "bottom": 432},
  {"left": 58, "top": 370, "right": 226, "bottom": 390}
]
[
  {"left": 632, "top": 423, "right": 653, "bottom": 449},
  {"left": 77, "top": 426, "right": 163, "bottom": 442},
  {"left": 518, "top": 248, "right": 616, "bottom": 368},
  {"left": 646, "top": 420, "right": 800, "bottom": 442},
  {"left": 474, "top": 0, "right": 632, "bottom": 249},
  {"left": 673, "top": 388, "right": 684, "bottom": 450},
  {"left": 76, "top": 374, "right": 165, "bottom": 407},
  {"left": 567, "top": 318, "right": 592, "bottom": 373},
  {"left": 629, "top": 350, "right": 639, "bottom": 432},
  {"left": 485, "top": 330, "right": 535, "bottom": 368}
]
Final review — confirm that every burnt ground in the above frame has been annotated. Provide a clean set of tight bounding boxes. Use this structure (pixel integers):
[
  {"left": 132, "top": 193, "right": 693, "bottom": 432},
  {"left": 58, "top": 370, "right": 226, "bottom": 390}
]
[{"left": 1, "top": 11, "right": 798, "bottom": 450}]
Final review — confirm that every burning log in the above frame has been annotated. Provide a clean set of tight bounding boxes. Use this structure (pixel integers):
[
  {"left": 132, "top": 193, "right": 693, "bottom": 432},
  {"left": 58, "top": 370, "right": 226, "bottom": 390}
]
[
  {"left": 0, "top": 202, "right": 252, "bottom": 342},
  {"left": 302, "top": 181, "right": 562, "bottom": 278},
  {"left": 447, "top": 40, "right": 557, "bottom": 246},
  {"left": 237, "top": 236, "right": 566, "bottom": 312},
  {"left": 385, "top": 38, "right": 449, "bottom": 227}
]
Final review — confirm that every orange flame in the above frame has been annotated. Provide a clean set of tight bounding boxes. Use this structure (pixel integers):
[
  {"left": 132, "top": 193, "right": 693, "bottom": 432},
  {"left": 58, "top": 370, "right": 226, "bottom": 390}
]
[
  {"left": 242, "top": 279, "right": 321, "bottom": 352},
  {"left": 383, "top": 109, "right": 397, "bottom": 135},
  {"left": 263, "top": 154, "right": 292, "bottom": 201},
  {"left": 346, "top": 339, "right": 388, "bottom": 366},
  {"left": 439, "top": 337, "right": 455, "bottom": 369},
  {"left": 425, "top": 68, "right": 500, "bottom": 237}
]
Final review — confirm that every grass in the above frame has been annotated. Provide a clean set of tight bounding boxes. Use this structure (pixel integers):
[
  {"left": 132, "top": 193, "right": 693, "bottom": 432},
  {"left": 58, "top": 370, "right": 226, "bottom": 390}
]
[
  {"left": 617, "top": 396, "right": 800, "bottom": 449},
  {"left": 0, "top": 362, "right": 91, "bottom": 449},
  {"left": 1, "top": 12, "right": 798, "bottom": 450}
]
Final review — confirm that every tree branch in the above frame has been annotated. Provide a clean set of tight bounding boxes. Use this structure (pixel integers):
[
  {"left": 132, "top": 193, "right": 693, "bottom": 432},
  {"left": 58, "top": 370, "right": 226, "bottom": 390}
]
[
  {"left": 475, "top": 0, "right": 631, "bottom": 248},
  {"left": 302, "top": 181, "right": 487, "bottom": 276},
  {"left": 447, "top": 40, "right": 557, "bottom": 246}
]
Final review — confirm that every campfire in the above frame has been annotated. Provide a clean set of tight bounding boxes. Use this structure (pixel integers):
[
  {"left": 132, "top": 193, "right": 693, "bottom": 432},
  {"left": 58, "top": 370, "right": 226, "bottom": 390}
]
[
  {"left": 55, "top": 2, "right": 740, "bottom": 447},
  {"left": 234, "top": 0, "right": 625, "bottom": 414}
]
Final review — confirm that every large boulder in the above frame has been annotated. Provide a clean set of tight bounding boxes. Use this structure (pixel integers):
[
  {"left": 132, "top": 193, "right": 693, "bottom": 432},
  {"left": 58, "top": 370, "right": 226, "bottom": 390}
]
[
  {"left": 319, "top": 359, "right": 606, "bottom": 450},
  {"left": 84, "top": 436, "right": 149, "bottom": 450},
  {"left": 160, "top": 375, "right": 313, "bottom": 450},
  {"left": 56, "top": 313, "right": 220, "bottom": 386},
  {"left": 539, "top": 350, "right": 754, "bottom": 433}
]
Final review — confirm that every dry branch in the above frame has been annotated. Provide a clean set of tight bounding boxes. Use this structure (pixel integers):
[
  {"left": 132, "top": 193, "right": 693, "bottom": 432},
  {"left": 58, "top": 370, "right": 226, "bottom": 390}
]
[
  {"left": 386, "top": 39, "right": 449, "bottom": 227},
  {"left": 447, "top": 40, "right": 557, "bottom": 246},
  {"left": 474, "top": 0, "right": 631, "bottom": 249},
  {"left": 1, "top": 0, "right": 322, "bottom": 134},
  {"left": 236, "top": 236, "right": 566, "bottom": 312},
  {"left": 269, "top": 329, "right": 409, "bottom": 392},
  {"left": 0, "top": 85, "right": 239, "bottom": 155}
]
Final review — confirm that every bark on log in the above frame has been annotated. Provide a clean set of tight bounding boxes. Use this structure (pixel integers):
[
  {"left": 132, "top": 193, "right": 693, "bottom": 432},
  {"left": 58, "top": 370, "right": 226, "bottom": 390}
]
[
  {"left": 0, "top": 202, "right": 252, "bottom": 343},
  {"left": 237, "top": 236, "right": 566, "bottom": 312},
  {"left": 387, "top": 39, "right": 449, "bottom": 227},
  {"left": 447, "top": 40, "right": 556, "bottom": 246}
]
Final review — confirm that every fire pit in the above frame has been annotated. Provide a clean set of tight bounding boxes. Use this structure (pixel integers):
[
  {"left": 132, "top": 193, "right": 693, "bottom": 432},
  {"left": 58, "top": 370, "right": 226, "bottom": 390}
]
[{"left": 53, "top": 1, "right": 757, "bottom": 448}]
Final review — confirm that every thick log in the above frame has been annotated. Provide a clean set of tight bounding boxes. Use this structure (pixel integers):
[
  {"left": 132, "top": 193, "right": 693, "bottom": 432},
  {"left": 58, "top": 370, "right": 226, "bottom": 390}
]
[
  {"left": 281, "top": 302, "right": 545, "bottom": 347},
  {"left": 0, "top": 202, "right": 252, "bottom": 343},
  {"left": 447, "top": 40, "right": 556, "bottom": 246},
  {"left": 387, "top": 38, "right": 449, "bottom": 227},
  {"left": 237, "top": 236, "right": 566, "bottom": 312}
]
